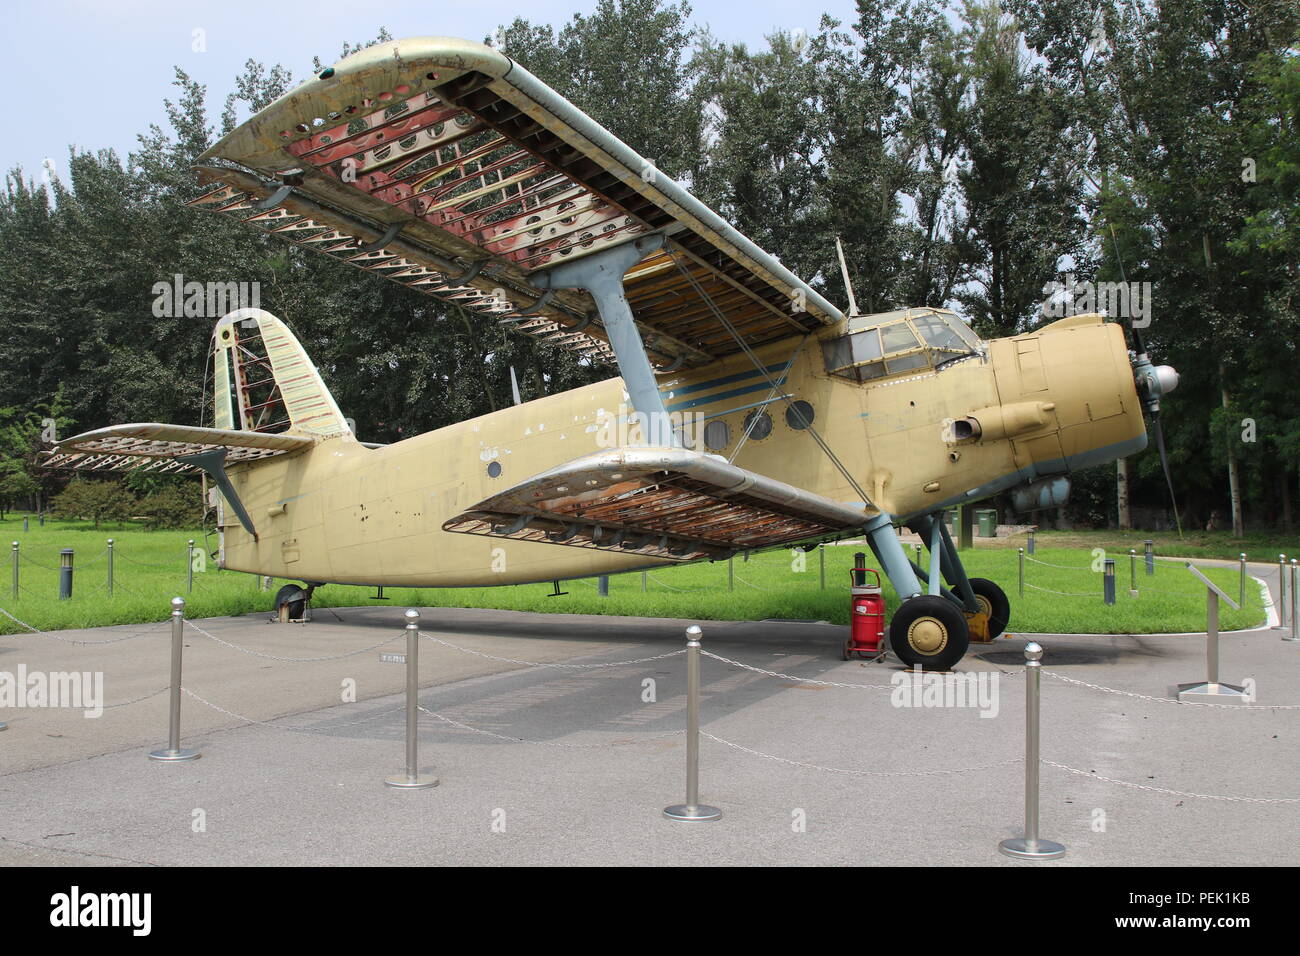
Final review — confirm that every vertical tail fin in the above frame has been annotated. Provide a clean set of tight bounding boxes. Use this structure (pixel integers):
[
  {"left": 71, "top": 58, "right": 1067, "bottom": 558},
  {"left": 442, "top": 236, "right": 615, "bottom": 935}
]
[{"left": 212, "top": 309, "right": 352, "bottom": 439}]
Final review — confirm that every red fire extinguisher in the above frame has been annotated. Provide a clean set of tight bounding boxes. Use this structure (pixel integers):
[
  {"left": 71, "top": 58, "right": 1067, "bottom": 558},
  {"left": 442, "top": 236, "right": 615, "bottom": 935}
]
[{"left": 843, "top": 567, "right": 886, "bottom": 660}]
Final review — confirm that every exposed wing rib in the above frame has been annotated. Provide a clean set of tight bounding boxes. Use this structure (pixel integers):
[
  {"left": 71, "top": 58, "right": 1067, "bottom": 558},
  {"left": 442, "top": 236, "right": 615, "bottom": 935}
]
[{"left": 189, "top": 36, "right": 844, "bottom": 371}]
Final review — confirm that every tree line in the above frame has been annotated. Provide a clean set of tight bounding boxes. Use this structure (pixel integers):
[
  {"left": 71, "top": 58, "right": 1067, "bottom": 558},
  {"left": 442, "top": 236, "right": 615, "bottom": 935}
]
[{"left": 0, "top": 0, "right": 1295, "bottom": 532}]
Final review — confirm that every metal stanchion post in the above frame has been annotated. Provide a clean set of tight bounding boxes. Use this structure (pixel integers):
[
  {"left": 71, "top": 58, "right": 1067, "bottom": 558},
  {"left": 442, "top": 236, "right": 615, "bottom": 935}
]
[
  {"left": 1103, "top": 558, "right": 1115, "bottom": 605},
  {"left": 999, "top": 642, "right": 1064, "bottom": 860},
  {"left": 664, "top": 625, "right": 721, "bottom": 822},
  {"left": 10, "top": 541, "right": 17, "bottom": 600},
  {"left": 149, "top": 597, "right": 200, "bottom": 761},
  {"left": 728, "top": 555, "right": 734, "bottom": 591},
  {"left": 1145, "top": 540, "right": 1154, "bottom": 575},
  {"left": 187, "top": 539, "right": 195, "bottom": 594},
  {"left": 1018, "top": 547, "right": 1024, "bottom": 598},
  {"left": 38, "top": 513, "right": 44, "bottom": 527},
  {"left": 1129, "top": 549, "right": 1138, "bottom": 597},
  {"left": 1279, "top": 555, "right": 1288, "bottom": 627},
  {"left": 641, "top": 570, "right": 647, "bottom": 593},
  {"left": 1239, "top": 553, "right": 1246, "bottom": 607},
  {"left": 107, "top": 539, "right": 114, "bottom": 596},
  {"left": 1288, "top": 561, "right": 1299, "bottom": 644},
  {"left": 386, "top": 609, "right": 437, "bottom": 789},
  {"left": 58, "top": 549, "right": 74, "bottom": 600},
  {"left": 914, "top": 542, "right": 922, "bottom": 567},
  {"left": 819, "top": 544, "right": 825, "bottom": 590}
]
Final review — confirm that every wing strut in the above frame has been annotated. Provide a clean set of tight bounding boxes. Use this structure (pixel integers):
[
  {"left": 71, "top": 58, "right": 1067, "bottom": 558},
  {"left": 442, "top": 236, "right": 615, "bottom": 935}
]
[
  {"left": 176, "top": 447, "right": 259, "bottom": 540},
  {"left": 536, "top": 234, "right": 679, "bottom": 447}
]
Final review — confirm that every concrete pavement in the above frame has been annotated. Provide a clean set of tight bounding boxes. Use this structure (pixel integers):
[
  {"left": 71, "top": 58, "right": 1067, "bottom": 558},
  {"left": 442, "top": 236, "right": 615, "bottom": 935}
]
[{"left": 0, "top": 563, "right": 1296, "bottom": 866}]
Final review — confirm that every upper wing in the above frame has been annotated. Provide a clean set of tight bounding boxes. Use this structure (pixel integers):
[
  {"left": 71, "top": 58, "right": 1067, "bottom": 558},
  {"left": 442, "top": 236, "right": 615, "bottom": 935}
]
[
  {"left": 189, "top": 36, "right": 843, "bottom": 371},
  {"left": 44, "top": 423, "right": 314, "bottom": 474}
]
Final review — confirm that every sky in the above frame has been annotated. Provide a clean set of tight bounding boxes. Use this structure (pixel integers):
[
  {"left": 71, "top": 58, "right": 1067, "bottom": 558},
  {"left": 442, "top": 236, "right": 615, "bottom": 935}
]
[{"left": 1, "top": 0, "right": 862, "bottom": 183}]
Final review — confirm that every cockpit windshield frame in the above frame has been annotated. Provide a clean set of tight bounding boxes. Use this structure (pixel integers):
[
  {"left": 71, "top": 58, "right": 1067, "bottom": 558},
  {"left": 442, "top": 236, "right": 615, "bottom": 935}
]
[{"left": 821, "top": 308, "right": 981, "bottom": 384}]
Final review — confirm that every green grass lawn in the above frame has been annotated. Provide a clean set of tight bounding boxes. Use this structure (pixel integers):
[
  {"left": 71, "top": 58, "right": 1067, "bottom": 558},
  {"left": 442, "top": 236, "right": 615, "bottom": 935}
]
[
  {"left": 0, "top": 513, "right": 1267, "bottom": 635},
  {"left": 987, "top": 527, "right": 1300, "bottom": 562}
]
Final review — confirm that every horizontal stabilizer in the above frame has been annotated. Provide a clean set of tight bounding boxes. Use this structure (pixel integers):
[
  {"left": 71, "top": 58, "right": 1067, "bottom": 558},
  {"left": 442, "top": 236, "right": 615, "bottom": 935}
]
[
  {"left": 443, "top": 447, "right": 872, "bottom": 562},
  {"left": 44, "top": 423, "right": 314, "bottom": 474}
]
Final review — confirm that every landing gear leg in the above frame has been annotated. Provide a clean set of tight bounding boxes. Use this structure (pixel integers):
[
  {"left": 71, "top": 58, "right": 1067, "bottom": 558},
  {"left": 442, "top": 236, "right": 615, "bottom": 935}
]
[
  {"left": 908, "top": 512, "right": 1010, "bottom": 642},
  {"left": 863, "top": 513, "right": 971, "bottom": 669}
]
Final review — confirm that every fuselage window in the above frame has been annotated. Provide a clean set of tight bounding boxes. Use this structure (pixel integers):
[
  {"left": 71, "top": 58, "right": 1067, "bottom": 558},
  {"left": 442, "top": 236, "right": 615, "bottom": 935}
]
[
  {"left": 785, "top": 400, "right": 814, "bottom": 430},
  {"left": 743, "top": 409, "right": 773, "bottom": 441},
  {"left": 703, "top": 419, "right": 731, "bottom": 451}
]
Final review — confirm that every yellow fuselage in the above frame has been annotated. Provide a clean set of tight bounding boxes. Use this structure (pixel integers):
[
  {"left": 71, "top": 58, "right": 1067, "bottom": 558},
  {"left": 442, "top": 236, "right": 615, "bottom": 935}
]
[{"left": 220, "top": 313, "right": 1145, "bottom": 587}]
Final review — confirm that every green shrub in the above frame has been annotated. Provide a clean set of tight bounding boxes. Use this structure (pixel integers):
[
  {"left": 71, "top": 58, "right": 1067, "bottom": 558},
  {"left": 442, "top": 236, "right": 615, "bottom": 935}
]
[
  {"left": 136, "top": 484, "right": 204, "bottom": 530},
  {"left": 50, "top": 479, "right": 136, "bottom": 527}
]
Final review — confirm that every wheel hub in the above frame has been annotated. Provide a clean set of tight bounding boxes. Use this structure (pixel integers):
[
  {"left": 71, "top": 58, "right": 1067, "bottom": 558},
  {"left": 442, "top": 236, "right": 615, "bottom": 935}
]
[{"left": 907, "top": 616, "right": 948, "bottom": 654}]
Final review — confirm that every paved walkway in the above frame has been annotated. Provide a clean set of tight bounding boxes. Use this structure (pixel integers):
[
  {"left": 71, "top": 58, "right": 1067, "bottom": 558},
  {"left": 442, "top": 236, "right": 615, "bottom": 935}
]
[{"left": 0, "top": 563, "right": 1296, "bottom": 865}]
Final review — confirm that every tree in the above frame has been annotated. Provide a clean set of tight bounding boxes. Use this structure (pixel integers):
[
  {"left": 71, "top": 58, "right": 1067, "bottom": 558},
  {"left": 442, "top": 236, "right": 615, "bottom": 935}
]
[{"left": 51, "top": 479, "right": 136, "bottom": 527}]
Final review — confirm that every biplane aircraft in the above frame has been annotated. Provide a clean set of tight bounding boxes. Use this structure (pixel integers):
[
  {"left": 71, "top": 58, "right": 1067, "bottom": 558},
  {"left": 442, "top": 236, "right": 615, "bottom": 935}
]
[{"left": 47, "top": 37, "right": 1179, "bottom": 669}]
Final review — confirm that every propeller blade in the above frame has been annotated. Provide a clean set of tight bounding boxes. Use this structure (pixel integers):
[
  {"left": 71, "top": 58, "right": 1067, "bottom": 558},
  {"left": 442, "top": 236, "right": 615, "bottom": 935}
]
[{"left": 1149, "top": 411, "right": 1183, "bottom": 539}]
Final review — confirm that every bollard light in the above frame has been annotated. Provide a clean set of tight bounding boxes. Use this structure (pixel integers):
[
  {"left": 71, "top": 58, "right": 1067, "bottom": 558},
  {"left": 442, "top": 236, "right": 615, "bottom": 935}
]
[
  {"left": 58, "top": 548, "right": 74, "bottom": 601},
  {"left": 664, "top": 625, "right": 721, "bottom": 821},
  {"left": 386, "top": 608, "right": 438, "bottom": 789},
  {"left": 597, "top": 574, "right": 610, "bottom": 598},
  {"left": 999, "top": 642, "right": 1065, "bottom": 860},
  {"left": 1103, "top": 558, "right": 1115, "bottom": 606},
  {"left": 1027, "top": 529, "right": 1036, "bottom": 555},
  {"left": 1145, "top": 540, "right": 1154, "bottom": 575},
  {"left": 149, "top": 597, "right": 200, "bottom": 761}
]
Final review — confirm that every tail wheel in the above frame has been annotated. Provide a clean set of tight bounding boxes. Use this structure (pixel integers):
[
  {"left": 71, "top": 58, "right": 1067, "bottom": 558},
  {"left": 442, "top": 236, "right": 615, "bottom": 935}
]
[
  {"left": 888, "top": 595, "right": 970, "bottom": 671},
  {"left": 274, "top": 584, "right": 307, "bottom": 622},
  {"left": 967, "top": 577, "right": 1011, "bottom": 640}
]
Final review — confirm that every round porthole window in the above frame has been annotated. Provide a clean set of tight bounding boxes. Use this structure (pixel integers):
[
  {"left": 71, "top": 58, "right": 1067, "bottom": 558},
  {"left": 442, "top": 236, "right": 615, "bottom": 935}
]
[
  {"left": 785, "top": 400, "right": 815, "bottom": 430},
  {"left": 703, "top": 420, "right": 731, "bottom": 451},
  {"left": 743, "top": 410, "right": 773, "bottom": 441},
  {"left": 487, "top": 461, "right": 502, "bottom": 478}
]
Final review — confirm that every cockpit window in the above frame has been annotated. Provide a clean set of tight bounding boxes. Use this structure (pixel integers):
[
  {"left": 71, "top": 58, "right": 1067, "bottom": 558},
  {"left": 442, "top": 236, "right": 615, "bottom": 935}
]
[{"left": 820, "top": 308, "right": 981, "bottom": 384}]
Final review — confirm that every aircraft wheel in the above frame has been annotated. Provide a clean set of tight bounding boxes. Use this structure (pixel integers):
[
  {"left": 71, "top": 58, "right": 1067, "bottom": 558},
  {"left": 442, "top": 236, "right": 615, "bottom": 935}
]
[
  {"left": 888, "top": 595, "right": 969, "bottom": 671},
  {"left": 274, "top": 584, "right": 307, "bottom": 622},
  {"left": 967, "top": 577, "right": 1011, "bottom": 639}
]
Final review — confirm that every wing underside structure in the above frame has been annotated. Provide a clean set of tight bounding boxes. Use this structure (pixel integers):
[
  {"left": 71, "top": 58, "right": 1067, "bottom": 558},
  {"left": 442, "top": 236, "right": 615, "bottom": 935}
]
[
  {"left": 444, "top": 447, "right": 874, "bottom": 562},
  {"left": 189, "top": 36, "right": 843, "bottom": 372},
  {"left": 43, "top": 423, "right": 313, "bottom": 474}
]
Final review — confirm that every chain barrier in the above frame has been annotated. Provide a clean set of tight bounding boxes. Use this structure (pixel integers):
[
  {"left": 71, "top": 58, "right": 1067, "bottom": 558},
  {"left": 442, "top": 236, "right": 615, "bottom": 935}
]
[
  {"left": 1043, "top": 669, "right": 1300, "bottom": 710},
  {"left": 702, "top": 731, "right": 1020, "bottom": 776},
  {"left": 645, "top": 574, "right": 706, "bottom": 592},
  {"left": 418, "top": 630, "right": 685, "bottom": 669},
  {"left": 701, "top": 649, "right": 895, "bottom": 690},
  {"left": 1025, "top": 554, "right": 1096, "bottom": 571},
  {"left": 104, "top": 687, "right": 171, "bottom": 709},
  {"left": 180, "top": 686, "right": 404, "bottom": 736},
  {"left": 184, "top": 619, "right": 404, "bottom": 663},
  {"left": 0, "top": 605, "right": 170, "bottom": 644},
  {"left": 1024, "top": 582, "right": 1097, "bottom": 598},
  {"left": 418, "top": 706, "right": 683, "bottom": 749},
  {"left": 733, "top": 573, "right": 771, "bottom": 591},
  {"left": 1042, "top": 759, "right": 1300, "bottom": 805}
]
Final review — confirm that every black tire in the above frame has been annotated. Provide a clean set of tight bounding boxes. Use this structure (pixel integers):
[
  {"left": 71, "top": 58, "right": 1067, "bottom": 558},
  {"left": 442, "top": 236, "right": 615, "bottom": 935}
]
[
  {"left": 968, "top": 577, "right": 1011, "bottom": 639},
  {"left": 274, "top": 584, "right": 307, "bottom": 621},
  {"left": 888, "top": 595, "right": 970, "bottom": 671}
]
